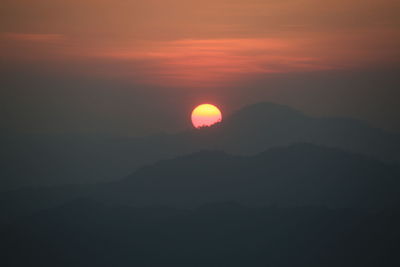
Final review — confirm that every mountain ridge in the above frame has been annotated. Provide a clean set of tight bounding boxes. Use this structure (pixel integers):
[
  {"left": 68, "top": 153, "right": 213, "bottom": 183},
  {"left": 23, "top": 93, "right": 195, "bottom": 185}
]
[
  {"left": 1, "top": 102, "right": 399, "bottom": 190},
  {"left": 100, "top": 142, "right": 400, "bottom": 209},
  {"left": 1, "top": 142, "right": 399, "bottom": 226}
]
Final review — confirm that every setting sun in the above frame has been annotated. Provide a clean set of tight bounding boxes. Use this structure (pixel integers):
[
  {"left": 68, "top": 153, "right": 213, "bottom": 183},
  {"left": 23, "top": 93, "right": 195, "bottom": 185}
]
[{"left": 191, "top": 104, "right": 222, "bottom": 129}]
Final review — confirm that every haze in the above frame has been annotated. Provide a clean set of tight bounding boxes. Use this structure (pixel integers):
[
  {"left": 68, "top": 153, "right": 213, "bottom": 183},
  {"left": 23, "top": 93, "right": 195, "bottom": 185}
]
[{"left": 1, "top": 0, "right": 399, "bottom": 135}]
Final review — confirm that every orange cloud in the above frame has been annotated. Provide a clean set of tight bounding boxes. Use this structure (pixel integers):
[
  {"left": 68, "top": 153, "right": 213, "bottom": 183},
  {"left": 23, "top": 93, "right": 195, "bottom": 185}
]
[
  {"left": 86, "top": 38, "right": 332, "bottom": 87},
  {"left": 1, "top": 29, "right": 399, "bottom": 88},
  {"left": 1, "top": 33, "right": 65, "bottom": 43}
]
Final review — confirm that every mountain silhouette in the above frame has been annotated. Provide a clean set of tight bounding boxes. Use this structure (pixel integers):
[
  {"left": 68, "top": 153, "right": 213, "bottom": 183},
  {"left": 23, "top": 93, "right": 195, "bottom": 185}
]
[
  {"left": 193, "top": 102, "right": 400, "bottom": 158},
  {"left": 2, "top": 142, "right": 400, "bottom": 266},
  {"left": 2, "top": 143, "right": 399, "bottom": 226},
  {"left": 98, "top": 143, "right": 400, "bottom": 209},
  {"left": 1, "top": 102, "right": 399, "bottom": 190}
]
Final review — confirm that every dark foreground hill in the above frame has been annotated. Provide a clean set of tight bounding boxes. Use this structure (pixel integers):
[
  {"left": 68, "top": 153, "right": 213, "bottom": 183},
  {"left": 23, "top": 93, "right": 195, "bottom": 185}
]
[
  {"left": 2, "top": 102, "right": 400, "bottom": 189},
  {"left": 2, "top": 199, "right": 400, "bottom": 267},
  {"left": 2, "top": 143, "right": 400, "bottom": 266},
  {"left": 2, "top": 144, "right": 399, "bottom": 225}
]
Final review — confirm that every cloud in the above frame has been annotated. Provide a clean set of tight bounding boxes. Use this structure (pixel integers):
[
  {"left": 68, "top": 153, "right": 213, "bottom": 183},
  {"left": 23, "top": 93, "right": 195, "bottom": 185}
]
[
  {"left": 1, "top": 33, "right": 66, "bottom": 43},
  {"left": 0, "top": 0, "right": 399, "bottom": 88},
  {"left": 1, "top": 30, "right": 399, "bottom": 88}
]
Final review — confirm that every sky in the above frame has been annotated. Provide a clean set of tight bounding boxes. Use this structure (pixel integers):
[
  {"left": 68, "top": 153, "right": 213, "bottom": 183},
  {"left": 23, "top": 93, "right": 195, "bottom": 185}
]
[{"left": 1, "top": 0, "right": 400, "bottom": 135}]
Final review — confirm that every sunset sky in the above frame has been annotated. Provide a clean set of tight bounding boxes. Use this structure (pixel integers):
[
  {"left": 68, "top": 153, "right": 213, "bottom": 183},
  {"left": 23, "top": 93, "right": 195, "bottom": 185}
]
[{"left": 1, "top": 0, "right": 399, "bottom": 135}]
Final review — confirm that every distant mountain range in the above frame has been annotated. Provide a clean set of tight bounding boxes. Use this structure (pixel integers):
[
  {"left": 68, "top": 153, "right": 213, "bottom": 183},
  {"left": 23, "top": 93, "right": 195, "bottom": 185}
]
[
  {"left": 198, "top": 103, "right": 400, "bottom": 159},
  {"left": 1, "top": 102, "right": 400, "bottom": 189},
  {"left": 2, "top": 137, "right": 400, "bottom": 266},
  {"left": 97, "top": 143, "right": 400, "bottom": 209},
  {"left": 2, "top": 143, "right": 399, "bottom": 226}
]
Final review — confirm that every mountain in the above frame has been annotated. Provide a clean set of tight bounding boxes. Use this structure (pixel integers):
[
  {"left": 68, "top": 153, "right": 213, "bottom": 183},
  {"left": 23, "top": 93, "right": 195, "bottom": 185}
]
[
  {"left": 2, "top": 143, "right": 400, "bottom": 266},
  {"left": 2, "top": 199, "right": 399, "bottom": 267},
  {"left": 2, "top": 143, "right": 399, "bottom": 226},
  {"left": 195, "top": 102, "right": 400, "bottom": 158},
  {"left": 98, "top": 143, "right": 400, "bottom": 209},
  {"left": 1, "top": 102, "right": 400, "bottom": 190}
]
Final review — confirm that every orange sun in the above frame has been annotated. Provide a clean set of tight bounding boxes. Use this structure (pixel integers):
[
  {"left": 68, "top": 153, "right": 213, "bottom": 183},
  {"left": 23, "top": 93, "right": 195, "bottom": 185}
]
[{"left": 191, "top": 104, "right": 222, "bottom": 129}]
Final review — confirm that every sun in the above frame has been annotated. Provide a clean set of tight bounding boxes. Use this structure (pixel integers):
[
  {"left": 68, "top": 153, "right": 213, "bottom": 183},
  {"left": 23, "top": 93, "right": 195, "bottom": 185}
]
[{"left": 191, "top": 104, "right": 222, "bottom": 129}]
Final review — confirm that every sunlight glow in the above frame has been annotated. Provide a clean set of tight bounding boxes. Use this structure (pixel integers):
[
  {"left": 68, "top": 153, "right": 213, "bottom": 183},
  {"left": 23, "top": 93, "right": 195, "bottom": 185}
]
[{"left": 191, "top": 104, "right": 222, "bottom": 129}]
